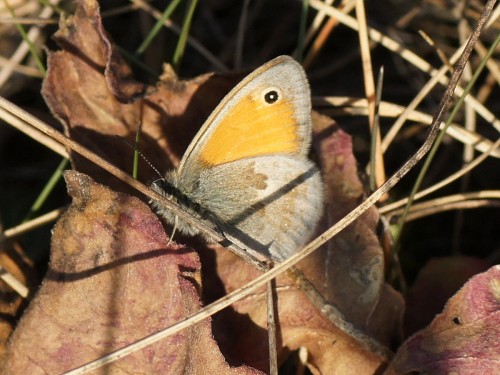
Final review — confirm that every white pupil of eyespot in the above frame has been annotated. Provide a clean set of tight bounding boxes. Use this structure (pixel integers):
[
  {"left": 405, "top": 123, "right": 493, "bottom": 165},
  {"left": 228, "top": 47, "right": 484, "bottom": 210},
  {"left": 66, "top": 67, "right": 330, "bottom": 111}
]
[{"left": 264, "top": 90, "right": 279, "bottom": 104}]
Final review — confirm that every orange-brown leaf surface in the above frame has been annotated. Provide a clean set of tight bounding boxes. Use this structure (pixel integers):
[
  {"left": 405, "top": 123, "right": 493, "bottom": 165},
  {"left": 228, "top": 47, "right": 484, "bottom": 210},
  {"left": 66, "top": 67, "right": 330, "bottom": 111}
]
[
  {"left": 391, "top": 265, "right": 500, "bottom": 375},
  {"left": 2, "top": 171, "right": 262, "bottom": 374}
]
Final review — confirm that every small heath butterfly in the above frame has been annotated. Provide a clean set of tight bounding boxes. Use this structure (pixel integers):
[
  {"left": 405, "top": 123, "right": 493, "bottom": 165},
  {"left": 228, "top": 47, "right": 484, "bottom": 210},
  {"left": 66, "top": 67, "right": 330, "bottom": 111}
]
[{"left": 151, "top": 55, "right": 323, "bottom": 261}]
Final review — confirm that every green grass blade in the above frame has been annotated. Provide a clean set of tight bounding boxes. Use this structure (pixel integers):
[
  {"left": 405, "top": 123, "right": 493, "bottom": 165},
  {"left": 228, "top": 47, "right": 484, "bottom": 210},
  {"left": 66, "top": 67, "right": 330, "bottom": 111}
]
[
  {"left": 119, "top": 46, "right": 158, "bottom": 78},
  {"left": 296, "top": 0, "right": 310, "bottom": 62},
  {"left": 132, "top": 129, "right": 142, "bottom": 179},
  {"left": 3, "top": 0, "right": 46, "bottom": 75},
  {"left": 23, "top": 158, "right": 69, "bottom": 222},
  {"left": 135, "top": 0, "right": 183, "bottom": 56},
  {"left": 172, "top": 0, "right": 198, "bottom": 70}
]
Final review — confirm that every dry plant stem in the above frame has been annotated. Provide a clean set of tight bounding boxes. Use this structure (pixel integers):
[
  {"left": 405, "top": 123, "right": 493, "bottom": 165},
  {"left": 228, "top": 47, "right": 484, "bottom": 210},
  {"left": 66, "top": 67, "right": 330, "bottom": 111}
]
[
  {"left": 0, "top": 0, "right": 60, "bottom": 88},
  {"left": 315, "top": 96, "right": 500, "bottom": 158},
  {"left": 395, "top": 5, "right": 422, "bottom": 29},
  {"left": 457, "top": 2, "right": 476, "bottom": 163},
  {"left": 303, "top": 0, "right": 355, "bottom": 68},
  {"left": 387, "top": 190, "right": 500, "bottom": 220},
  {"left": 0, "top": 264, "right": 28, "bottom": 297},
  {"left": 0, "top": 0, "right": 38, "bottom": 14},
  {"left": 303, "top": 0, "right": 335, "bottom": 43},
  {"left": 63, "top": 1, "right": 495, "bottom": 371},
  {"left": 418, "top": 30, "right": 454, "bottom": 71},
  {"left": 304, "top": 0, "right": 335, "bottom": 41},
  {"left": 0, "top": 105, "right": 68, "bottom": 157},
  {"left": 487, "top": 3, "right": 500, "bottom": 27},
  {"left": 380, "top": 138, "right": 500, "bottom": 214},
  {"left": 0, "top": 222, "right": 31, "bottom": 299},
  {"left": 454, "top": 7, "right": 477, "bottom": 253},
  {"left": 100, "top": 3, "right": 141, "bottom": 18},
  {"left": 303, "top": 13, "right": 337, "bottom": 68},
  {"left": 381, "top": 30, "right": 500, "bottom": 151},
  {"left": 477, "top": 72, "right": 497, "bottom": 102},
  {"left": 394, "top": 19, "right": 500, "bottom": 257},
  {"left": 402, "top": 199, "right": 500, "bottom": 222},
  {"left": 0, "top": 16, "right": 57, "bottom": 25},
  {"left": 471, "top": 33, "right": 500, "bottom": 84},
  {"left": 267, "top": 279, "right": 278, "bottom": 375},
  {"left": 392, "top": 0, "right": 497, "bottom": 255},
  {"left": 3, "top": 206, "right": 67, "bottom": 239},
  {"left": 380, "top": 44, "right": 494, "bottom": 152},
  {"left": 355, "top": 0, "right": 386, "bottom": 191},
  {"left": 0, "top": 96, "right": 268, "bottom": 272},
  {"left": 0, "top": 54, "right": 44, "bottom": 77},
  {"left": 309, "top": 0, "right": 500, "bottom": 140}
]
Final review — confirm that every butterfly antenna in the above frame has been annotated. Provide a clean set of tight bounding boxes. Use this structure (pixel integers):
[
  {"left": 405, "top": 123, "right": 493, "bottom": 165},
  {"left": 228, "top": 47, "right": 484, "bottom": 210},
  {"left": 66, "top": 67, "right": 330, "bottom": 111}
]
[{"left": 117, "top": 136, "right": 164, "bottom": 179}]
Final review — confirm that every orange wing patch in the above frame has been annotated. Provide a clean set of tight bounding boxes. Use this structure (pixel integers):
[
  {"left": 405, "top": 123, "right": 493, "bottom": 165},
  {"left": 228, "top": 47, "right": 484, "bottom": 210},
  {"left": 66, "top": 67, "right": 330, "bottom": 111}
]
[{"left": 199, "top": 91, "right": 301, "bottom": 166}]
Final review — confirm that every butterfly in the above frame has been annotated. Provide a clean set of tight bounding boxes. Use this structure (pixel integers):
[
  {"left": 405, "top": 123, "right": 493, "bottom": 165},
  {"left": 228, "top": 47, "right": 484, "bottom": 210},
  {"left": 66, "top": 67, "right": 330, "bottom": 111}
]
[{"left": 151, "top": 55, "right": 323, "bottom": 261}]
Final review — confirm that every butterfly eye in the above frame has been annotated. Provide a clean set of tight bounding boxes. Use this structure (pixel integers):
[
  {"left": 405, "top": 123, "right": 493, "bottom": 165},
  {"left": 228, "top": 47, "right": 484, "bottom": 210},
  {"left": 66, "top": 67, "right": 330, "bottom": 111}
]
[{"left": 262, "top": 87, "right": 281, "bottom": 105}]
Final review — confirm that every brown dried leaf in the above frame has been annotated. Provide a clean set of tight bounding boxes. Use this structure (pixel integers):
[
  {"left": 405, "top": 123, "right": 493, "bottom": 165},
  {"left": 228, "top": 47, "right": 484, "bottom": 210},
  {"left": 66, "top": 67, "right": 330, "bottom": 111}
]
[
  {"left": 41, "top": 0, "right": 144, "bottom": 189},
  {"left": 310, "top": 112, "right": 403, "bottom": 342},
  {"left": 41, "top": 0, "right": 240, "bottom": 191},
  {"left": 1, "top": 171, "right": 262, "bottom": 374},
  {"left": 200, "top": 114, "right": 403, "bottom": 374},
  {"left": 391, "top": 265, "right": 500, "bottom": 375},
  {"left": 206, "top": 248, "right": 392, "bottom": 375}
]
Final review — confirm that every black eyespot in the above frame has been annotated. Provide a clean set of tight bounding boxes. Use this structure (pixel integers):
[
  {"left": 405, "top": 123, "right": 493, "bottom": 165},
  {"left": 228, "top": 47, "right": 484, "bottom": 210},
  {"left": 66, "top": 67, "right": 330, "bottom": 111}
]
[
  {"left": 264, "top": 89, "right": 280, "bottom": 104},
  {"left": 453, "top": 316, "right": 462, "bottom": 325}
]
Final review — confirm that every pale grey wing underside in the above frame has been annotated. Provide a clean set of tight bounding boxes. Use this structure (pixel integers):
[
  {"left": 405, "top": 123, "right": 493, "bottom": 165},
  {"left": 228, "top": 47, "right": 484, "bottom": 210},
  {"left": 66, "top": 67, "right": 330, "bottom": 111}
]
[{"left": 186, "top": 156, "right": 324, "bottom": 260}]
